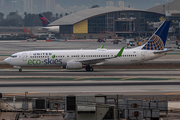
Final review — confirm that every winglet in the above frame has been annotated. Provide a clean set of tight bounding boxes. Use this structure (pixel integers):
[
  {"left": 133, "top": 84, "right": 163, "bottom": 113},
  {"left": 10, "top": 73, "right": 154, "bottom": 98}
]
[
  {"left": 115, "top": 46, "right": 125, "bottom": 57},
  {"left": 101, "top": 45, "right": 104, "bottom": 49}
]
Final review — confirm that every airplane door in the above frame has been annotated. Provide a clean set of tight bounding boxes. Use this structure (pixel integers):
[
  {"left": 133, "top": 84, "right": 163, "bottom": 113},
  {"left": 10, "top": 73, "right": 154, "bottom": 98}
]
[
  {"left": 110, "top": 53, "right": 114, "bottom": 57},
  {"left": 22, "top": 53, "right": 27, "bottom": 61},
  {"left": 141, "top": 51, "right": 146, "bottom": 60},
  {"left": 80, "top": 54, "right": 85, "bottom": 60}
]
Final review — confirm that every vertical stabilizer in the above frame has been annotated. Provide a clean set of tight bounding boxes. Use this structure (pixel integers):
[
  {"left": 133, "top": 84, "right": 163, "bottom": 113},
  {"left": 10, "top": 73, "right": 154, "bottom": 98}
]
[
  {"left": 39, "top": 14, "right": 50, "bottom": 27},
  {"left": 142, "top": 21, "right": 170, "bottom": 50}
]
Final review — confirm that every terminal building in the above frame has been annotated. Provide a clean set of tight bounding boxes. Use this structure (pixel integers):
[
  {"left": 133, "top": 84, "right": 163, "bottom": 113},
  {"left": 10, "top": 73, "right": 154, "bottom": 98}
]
[
  {"left": 148, "top": 0, "right": 180, "bottom": 39},
  {"left": 50, "top": 6, "right": 165, "bottom": 39}
]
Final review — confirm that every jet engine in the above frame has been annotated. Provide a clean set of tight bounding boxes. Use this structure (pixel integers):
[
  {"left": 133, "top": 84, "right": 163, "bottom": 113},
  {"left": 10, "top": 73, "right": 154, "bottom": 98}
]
[{"left": 66, "top": 61, "right": 83, "bottom": 69}]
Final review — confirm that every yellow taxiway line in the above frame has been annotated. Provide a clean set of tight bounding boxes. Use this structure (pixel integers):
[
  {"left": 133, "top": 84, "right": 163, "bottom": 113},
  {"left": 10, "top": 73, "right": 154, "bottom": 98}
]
[{"left": 3, "top": 92, "right": 39, "bottom": 96}]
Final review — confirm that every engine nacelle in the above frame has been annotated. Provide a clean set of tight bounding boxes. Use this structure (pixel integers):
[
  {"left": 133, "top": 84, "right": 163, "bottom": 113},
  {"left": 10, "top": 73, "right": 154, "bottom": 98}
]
[{"left": 66, "top": 62, "right": 83, "bottom": 69}]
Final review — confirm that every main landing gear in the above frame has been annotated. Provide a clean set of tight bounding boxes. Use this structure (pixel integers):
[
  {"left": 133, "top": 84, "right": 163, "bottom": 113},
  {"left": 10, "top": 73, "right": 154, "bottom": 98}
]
[
  {"left": 86, "top": 66, "right": 94, "bottom": 71},
  {"left": 19, "top": 68, "right": 22, "bottom": 72}
]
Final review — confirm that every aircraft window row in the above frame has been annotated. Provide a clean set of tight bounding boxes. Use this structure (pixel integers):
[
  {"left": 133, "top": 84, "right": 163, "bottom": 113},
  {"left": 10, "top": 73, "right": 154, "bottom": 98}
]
[
  {"left": 122, "top": 55, "right": 136, "bottom": 57},
  {"left": 56, "top": 56, "right": 64, "bottom": 58},
  {"left": 71, "top": 55, "right": 112, "bottom": 58},
  {"left": 72, "top": 55, "right": 79, "bottom": 57},
  {"left": 30, "top": 56, "right": 49, "bottom": 58}
]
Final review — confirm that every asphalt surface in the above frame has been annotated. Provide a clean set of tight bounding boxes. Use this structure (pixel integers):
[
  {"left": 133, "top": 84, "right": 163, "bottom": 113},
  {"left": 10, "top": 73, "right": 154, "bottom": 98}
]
[
  {"left": 1, "top": 81, "right": 180, "bottom": 87},
  {"left": 0, "top": 40, "right": 179, "bottom": 96},
  {"left": 0, "top": 69, "right": 180, "bottom": 76},
  {"left": 0, "top": 40, "right": 177, "bottom": 55}
]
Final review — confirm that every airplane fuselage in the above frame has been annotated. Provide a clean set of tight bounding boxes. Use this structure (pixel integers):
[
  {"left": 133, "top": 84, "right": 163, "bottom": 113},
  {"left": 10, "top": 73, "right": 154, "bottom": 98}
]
[
  {"left": 39, "top": 26, "right": 59, "bottom": 33},
  {"left": 4, "top": 49, "right": 165, "bottom": 68}
]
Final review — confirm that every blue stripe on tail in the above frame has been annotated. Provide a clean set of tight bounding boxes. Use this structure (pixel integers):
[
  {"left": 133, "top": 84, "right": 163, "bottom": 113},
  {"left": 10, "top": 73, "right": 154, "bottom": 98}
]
[{"left": 142, "top": 21, "right": 170, "bottom": 50}]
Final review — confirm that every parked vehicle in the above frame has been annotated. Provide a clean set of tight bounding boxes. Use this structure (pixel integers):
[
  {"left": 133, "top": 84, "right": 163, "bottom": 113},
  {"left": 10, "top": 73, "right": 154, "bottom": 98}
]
[
  {"left": 97, "top": 38, "right": 106, "bottom": 43},
  {"left": 176, "top": 40, "right": 180, "bottom": 45},
  {"left": 127, "top": 41, "right": 135, "bottom": 46},
  {"left": 111, "top": 39, "right": 121, "bottom": 44}
]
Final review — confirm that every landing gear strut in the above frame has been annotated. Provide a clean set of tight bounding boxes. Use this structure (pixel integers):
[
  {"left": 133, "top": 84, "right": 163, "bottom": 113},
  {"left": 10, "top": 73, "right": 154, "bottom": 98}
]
[
  {"left": 19, "top": 68, "right": 22, "bottom": 72},
  {"left": 86, "top": 66, "right": 94, "bottom": 71}
]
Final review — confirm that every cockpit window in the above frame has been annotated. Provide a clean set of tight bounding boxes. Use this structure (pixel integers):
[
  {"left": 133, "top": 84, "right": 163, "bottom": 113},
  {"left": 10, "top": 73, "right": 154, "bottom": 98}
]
[{"left": 11, "top": 55, "right": 17, "bottom": 58}]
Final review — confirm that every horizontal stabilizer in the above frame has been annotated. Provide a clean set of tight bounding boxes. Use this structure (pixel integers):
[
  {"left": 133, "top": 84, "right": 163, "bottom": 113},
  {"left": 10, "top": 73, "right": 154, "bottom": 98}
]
[{"left": 153, "top": 49, "right": 174, "bottom": 54}]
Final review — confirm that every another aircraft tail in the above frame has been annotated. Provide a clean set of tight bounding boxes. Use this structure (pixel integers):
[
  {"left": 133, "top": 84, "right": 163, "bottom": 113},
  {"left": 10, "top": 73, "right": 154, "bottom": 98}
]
[
  {"left": 39, "top": 14, "right": 50, "bottom": 27},
  {"left": 141, "top": 21, "right": 170, "bottom": 50}
]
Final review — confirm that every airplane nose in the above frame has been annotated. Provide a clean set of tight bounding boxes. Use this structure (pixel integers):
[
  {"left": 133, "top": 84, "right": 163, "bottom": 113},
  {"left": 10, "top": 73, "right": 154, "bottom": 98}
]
[{"left": 4, "top": 57, "right": 10, "bottom": 64}]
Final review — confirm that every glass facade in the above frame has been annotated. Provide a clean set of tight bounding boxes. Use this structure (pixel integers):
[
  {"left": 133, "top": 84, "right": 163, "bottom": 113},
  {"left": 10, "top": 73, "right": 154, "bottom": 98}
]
[
  {"left": 60, "top": 25, "right": 73, "bottom": 34},
  {"left": 87, "top": 10, "right": 164, "bottom": 36},
  {"left": 88, "top": 15, "right": 106, "bottom": 33}
]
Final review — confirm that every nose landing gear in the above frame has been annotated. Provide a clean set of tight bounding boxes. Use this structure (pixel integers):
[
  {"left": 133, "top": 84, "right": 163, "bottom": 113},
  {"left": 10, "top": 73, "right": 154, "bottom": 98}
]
[
  {"left": 19, "top": 68, "right": 22, "bottom": 72},
  {"left": 86, "top": 66, "right": 94, "bottom": 71}
]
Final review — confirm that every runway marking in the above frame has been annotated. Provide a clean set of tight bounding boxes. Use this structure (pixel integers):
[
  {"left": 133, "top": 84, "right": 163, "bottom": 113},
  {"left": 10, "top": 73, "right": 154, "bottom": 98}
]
[
  {"left": 74, "top": 77, "right": 88, "bottom": 80},
  {"left": 4, "top": 69, "right": 11, "bottom": 70},
  {"left": 164, "top": 92, "right": 180, "bottom": 95},
  {"left": 0, "top": 76, "right": 177, "bottom": 81},
  {"left": 0, "top": 55, "right": 11, "bottom": 56},
  {"left": 120, "top": 77, "right": 136, "bottom": 80},
  {"left": 3, "top": 92, "right": 39, "bottom": 96}
]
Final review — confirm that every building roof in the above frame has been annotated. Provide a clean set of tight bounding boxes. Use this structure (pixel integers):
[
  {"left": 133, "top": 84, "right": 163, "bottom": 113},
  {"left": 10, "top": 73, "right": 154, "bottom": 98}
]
[
  {"left": 148, "top": 0, "right": 180, "bottom": 14},
  {"left": 50, "top": 6, "right": 162, "bottom": 26}
]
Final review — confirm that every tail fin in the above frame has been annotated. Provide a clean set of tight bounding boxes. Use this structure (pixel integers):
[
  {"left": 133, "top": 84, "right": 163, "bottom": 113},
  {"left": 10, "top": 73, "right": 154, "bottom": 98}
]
[
  {"left": 39, "top": 14, "right": 50, "bottom": 27},
  {"left": 142, "top": 21, "right": 170, "bottom": 50}
]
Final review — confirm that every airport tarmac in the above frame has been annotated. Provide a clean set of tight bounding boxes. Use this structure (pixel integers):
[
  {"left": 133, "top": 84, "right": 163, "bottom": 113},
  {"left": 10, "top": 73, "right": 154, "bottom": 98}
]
[
  {"left": 1, "top": 82, "right": 180, "bottom": 96},
  {"left": 0, "top": 40, "right": 179, "bottom": 97},
  {"left": 0, "top": 69, "right": 180, "bottom": 77},
  {"left": 0, "top": 40, "right": 177, "bottom": 55},
  {"left": 0, "top": 69, "right": 180, "bottom": 96}
]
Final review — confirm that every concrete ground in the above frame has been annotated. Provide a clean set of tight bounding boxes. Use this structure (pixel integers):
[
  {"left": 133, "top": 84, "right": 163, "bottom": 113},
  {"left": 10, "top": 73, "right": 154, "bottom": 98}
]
[{"left": 0, "top": 40, "right": 180, "bottom": 120}]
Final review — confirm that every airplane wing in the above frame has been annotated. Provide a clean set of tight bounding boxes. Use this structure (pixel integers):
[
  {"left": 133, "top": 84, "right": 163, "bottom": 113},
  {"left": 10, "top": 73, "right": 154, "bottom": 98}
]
[
  {"left": 153, "top": 49, "right": 174, "bottom": 54},
  {"left": 77, "top": 46, "right": 125, "bottom": 65}
]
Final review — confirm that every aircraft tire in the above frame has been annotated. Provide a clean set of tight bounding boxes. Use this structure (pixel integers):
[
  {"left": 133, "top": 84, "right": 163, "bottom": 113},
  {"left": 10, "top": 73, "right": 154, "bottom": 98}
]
[
  {"left": 19, "top": 68, "right": 22, "bottom": 72},
  {"left": 90, "top": 67, "right": 94, "bottom": 71},
  {"left": 86, "top": 66, "right": 90, "bottom": 71}
]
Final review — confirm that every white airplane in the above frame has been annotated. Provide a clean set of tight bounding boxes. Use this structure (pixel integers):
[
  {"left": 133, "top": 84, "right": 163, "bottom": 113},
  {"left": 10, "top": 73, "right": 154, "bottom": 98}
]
[
  {"left": 38, "top": 14, "right": 59, "bottom": 33},
  {"left": 4, "top": 21, "right": 171, "bottom": 72}
]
